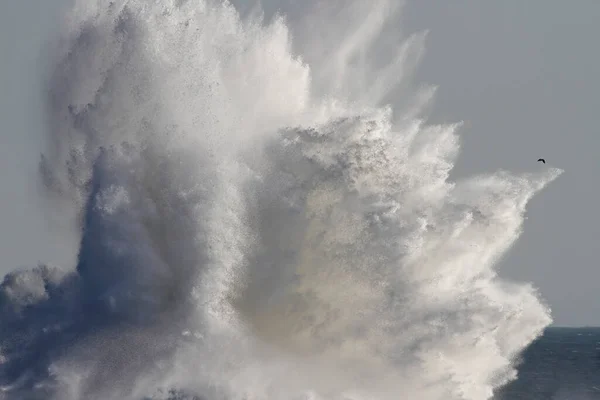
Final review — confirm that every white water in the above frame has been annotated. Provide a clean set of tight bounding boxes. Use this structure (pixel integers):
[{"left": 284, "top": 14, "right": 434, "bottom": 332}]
[{"left": 0, "top": 0, "right": 561, "bottom": 399}]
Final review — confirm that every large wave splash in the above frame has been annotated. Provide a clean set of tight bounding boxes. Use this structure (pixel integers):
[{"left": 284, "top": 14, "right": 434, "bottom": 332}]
[{"left": 0, "top": 0, "right": 562, "bottom": 399}]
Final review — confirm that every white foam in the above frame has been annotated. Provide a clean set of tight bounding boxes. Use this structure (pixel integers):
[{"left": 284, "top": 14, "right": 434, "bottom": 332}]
[{"left": 0, "top": 0, "right": 561, "bottom": 399}]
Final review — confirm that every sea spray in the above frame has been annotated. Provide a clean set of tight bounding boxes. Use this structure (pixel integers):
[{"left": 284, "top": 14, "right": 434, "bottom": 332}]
[{"left": 0, "top": 1, "right": 561, "bottom": 399}]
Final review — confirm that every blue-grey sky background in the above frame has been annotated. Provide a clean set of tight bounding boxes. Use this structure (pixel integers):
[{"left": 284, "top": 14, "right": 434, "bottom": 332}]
[
  {"left": 1, "top": 0, "right": 598, "bottom": 326},
  {"left": 0, "top": 0, "right": 75, "bottom": 271}
]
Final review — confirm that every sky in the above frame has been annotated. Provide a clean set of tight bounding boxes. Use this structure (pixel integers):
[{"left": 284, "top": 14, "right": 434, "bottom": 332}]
[
  {"left": 0, "top": 0, "right": 598, "bottom": 326},
  {"left": 0, "top": 0, "right": 76, "bottom": 271}
]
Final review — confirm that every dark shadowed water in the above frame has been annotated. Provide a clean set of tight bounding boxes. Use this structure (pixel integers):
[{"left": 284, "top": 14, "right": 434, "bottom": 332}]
[{"left": 497, "top": 328, "right": 600, "bottom": 400}]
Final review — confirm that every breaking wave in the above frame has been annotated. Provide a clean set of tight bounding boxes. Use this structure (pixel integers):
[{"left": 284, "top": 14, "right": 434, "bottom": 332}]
[{"left": 0, "top": 0, "right": 562, "bottom": 399}]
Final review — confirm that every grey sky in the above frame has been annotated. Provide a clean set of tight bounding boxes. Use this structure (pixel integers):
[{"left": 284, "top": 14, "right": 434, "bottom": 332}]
[
  {"left": 1, "top": 0, "right": 598, "bottom": 326},
  {"left": 0, "top": 0, "right": 75, "bottom": 272}
]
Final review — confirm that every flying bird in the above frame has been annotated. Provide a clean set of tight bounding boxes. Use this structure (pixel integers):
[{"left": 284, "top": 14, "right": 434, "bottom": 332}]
[{"left": 537, "top": 158, "right": 546, "bottom": 164}]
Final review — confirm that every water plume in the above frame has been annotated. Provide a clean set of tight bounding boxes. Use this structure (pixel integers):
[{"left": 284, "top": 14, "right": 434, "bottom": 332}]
[{"left": 0, "top": 1, "right": 561, "bottom": 399}]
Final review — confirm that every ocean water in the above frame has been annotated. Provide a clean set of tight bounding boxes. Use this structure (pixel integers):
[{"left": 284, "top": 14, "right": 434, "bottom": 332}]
[
  {"left": 497, "top": 328, "right": 600, "bottom": 400},
  {"left": 0, "top": 0, "right": 564, "bottom": 399}
]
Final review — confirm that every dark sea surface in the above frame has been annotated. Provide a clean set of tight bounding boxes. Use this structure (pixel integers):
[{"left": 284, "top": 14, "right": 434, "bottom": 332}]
[{"left": 496, "top": 328, "right": 600, "bottom": 400}]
